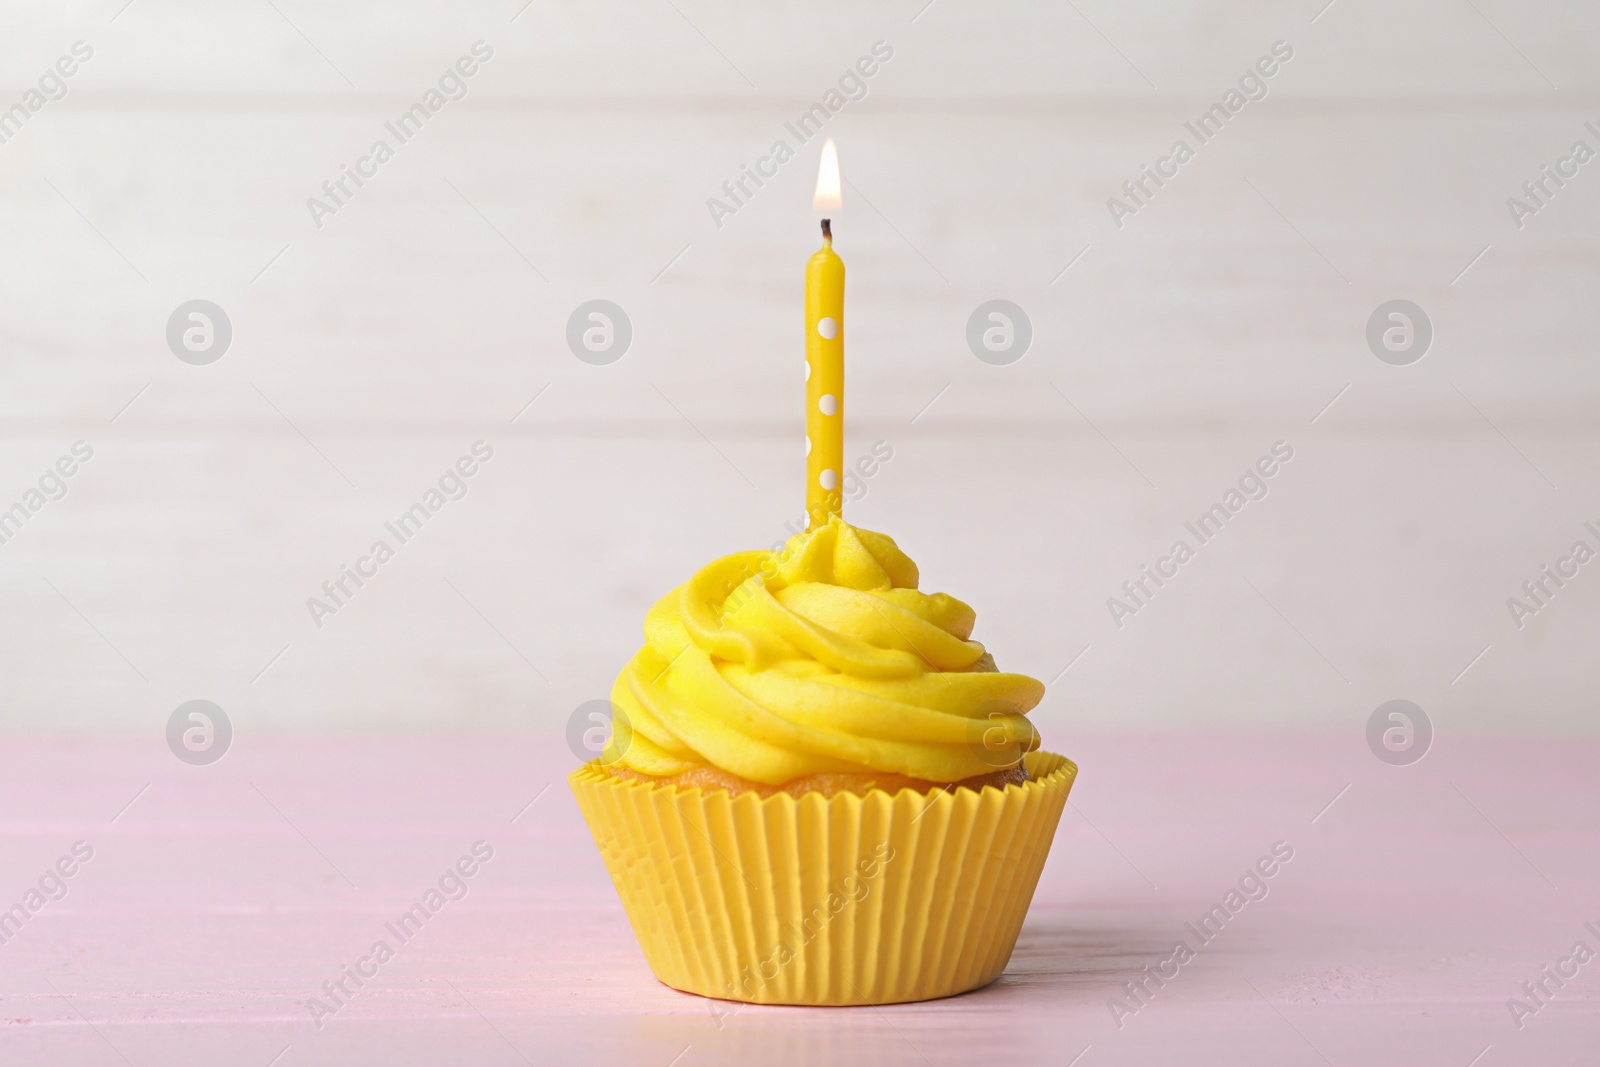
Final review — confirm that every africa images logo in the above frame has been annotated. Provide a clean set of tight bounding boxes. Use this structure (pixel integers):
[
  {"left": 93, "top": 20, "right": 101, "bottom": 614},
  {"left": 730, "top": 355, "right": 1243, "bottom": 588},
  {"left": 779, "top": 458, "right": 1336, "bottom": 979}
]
[
  {"left": 1106, "top": 40, "right": 1294, "bottom": 229},
  {"left": 304, "top": 42, "right": 494, "bottom": 229},
  {"left": 0, "top": 41, "right": 93, "bottom": 148},
  {"left": 704, "top": 41, "right": 893, "bottom": 229}
]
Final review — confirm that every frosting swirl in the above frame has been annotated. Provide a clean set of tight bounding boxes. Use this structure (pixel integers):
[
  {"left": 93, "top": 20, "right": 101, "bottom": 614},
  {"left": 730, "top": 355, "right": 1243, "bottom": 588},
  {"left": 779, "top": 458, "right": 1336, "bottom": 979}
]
[{"left": 608, "top": 516, "right": 1044, "bottom": 785}]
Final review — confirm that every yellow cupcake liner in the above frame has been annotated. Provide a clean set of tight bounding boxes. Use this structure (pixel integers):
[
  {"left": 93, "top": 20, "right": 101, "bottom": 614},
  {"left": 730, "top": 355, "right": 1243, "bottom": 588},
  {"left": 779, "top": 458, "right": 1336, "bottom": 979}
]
[{"left": 569, "top": 751, "right": 1077, "bottom": 1006}]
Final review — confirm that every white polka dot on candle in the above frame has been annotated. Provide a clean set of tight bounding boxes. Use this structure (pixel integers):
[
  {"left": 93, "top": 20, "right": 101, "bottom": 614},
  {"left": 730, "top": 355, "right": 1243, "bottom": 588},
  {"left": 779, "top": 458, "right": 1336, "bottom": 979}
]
[
  {"left": 819, "top": 393, "right": 838, "bottom": 416},
  {"left": 805, "top": 360, "right": 811, "bottom": 382},
  {"left": 819, "top": 468, "right": 838, "bottom": 490},
  {"left": 805, "top": 435, "right": 812, "bottom": 456},
  {"left": 817, "top": 317, "right": 838, "bottom": 340}
]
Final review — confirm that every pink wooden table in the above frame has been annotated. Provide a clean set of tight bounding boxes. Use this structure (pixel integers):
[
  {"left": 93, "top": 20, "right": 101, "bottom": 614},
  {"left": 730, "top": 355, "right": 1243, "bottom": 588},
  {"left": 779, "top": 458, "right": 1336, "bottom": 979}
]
[{"left": 2, "top": 731, "right": 1596, "bottom": 1066}]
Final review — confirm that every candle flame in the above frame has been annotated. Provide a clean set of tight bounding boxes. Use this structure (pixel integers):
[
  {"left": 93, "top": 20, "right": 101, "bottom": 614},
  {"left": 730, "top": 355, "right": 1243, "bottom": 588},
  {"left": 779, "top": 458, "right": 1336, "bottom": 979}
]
[{"left": 813, "top": 138, "right": 841, "bottom": 214}]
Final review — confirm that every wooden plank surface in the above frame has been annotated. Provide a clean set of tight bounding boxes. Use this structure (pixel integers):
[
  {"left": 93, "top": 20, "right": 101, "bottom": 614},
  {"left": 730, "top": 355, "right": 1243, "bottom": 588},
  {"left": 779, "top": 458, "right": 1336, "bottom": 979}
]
[{"left": 1, "top": 732, "right": 1596, "bottom": 1065}]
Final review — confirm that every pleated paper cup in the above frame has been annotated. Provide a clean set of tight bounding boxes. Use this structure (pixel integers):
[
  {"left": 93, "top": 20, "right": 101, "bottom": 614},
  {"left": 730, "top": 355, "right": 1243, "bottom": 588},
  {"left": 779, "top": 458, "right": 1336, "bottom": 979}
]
[{"left": 569, "top": 751, "right": 1077, "bottom": 1006}]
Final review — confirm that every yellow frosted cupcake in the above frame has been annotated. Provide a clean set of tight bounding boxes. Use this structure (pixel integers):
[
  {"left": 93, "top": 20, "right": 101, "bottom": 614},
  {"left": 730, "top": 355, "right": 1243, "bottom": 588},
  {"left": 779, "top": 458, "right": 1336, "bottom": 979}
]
[{"left": 569, "top": 516, "right": 1076, "bottom": 1005}]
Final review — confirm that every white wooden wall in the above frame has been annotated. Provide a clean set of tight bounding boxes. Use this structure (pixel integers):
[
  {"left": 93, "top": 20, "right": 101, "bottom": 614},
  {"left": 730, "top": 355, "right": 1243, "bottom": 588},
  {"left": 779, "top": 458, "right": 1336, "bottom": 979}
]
[{"left": 2, "top": 0, "right": 1596, "bottom": 735}]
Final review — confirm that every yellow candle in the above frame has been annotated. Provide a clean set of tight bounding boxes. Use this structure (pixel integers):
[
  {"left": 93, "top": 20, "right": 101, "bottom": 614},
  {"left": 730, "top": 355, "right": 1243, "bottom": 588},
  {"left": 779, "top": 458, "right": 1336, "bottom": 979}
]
[{"left": 806, "top": 139, "right": 844, "bottom": 530}]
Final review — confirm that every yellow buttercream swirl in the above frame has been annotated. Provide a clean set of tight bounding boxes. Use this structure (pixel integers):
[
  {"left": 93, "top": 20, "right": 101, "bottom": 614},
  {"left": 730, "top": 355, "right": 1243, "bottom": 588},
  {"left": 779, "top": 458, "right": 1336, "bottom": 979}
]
[{"left": 609, "top": 516, "right": 1044, "bottom": 785}]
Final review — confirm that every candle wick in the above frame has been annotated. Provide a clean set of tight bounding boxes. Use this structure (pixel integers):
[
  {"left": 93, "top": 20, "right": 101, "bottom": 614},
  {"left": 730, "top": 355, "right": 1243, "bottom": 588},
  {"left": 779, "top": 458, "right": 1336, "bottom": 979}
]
[{"left": 820, "top": 218, "right": 832, "bottom": 242}]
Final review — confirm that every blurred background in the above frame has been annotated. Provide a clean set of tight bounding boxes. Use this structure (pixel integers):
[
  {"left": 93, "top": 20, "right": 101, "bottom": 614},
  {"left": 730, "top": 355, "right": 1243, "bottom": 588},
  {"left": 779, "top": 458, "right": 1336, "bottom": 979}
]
[{"left": 3, "top": 0, "right": 1597, "bottom": 748}]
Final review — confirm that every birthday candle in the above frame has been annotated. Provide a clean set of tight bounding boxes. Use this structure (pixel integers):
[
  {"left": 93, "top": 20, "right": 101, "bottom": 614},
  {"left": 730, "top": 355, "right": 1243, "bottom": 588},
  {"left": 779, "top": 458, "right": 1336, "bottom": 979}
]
[{"left": 806, "top": 138, "right": 844, "bottom": 530}]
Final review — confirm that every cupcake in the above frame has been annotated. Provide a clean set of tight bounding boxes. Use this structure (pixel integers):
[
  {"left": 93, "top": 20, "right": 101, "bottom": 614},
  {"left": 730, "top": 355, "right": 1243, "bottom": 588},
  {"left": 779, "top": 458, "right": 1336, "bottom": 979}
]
[{"left": 569, "top": 515, "right": 1076, "bottom": 1005}]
